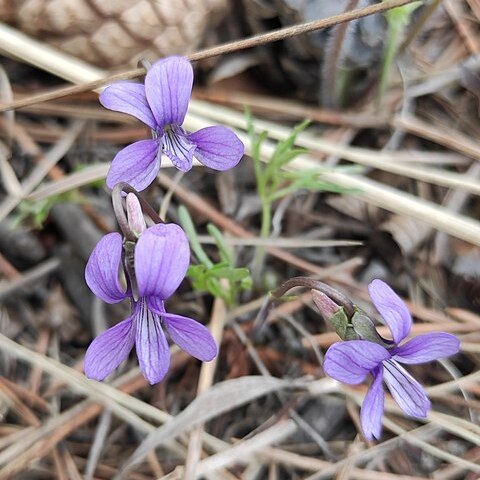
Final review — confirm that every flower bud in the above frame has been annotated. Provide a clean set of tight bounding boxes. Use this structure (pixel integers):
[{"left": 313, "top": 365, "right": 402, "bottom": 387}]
[
  {"left": 312, "top": 290, "right": 349, "bottom": 339},
  {"left": 312, "top": 290, "right": 338, "bottom": 318},
  {"left": 126, "top": 193, "right": 146, "bottom": 236}
]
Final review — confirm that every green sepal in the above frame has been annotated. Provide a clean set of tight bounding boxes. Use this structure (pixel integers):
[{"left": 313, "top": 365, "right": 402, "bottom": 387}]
[
  {"left": 344, "top": 326, "right": 361, "bottom": 341},
  {"left": 330, "top": 306, "right": 350, "bottom": 339},
  {"left": 351, "top": 310, "right": 392, "bottom": 348}
]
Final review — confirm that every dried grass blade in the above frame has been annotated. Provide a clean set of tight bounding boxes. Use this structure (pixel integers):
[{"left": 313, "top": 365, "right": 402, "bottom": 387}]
[
  {"left": 0, "top": 332, "right": 157, "bottom": 431},
  {"left": 125, "top": 376, "right": 295, "bottom": 470},
  {"left": 0, "top": 23, "right": 104, "bottom": 84},
  {"left": 0, "top": 141, "right": 21, "bottom": 196},
  {"left": 196, "top": 420, "right": 297, "bottom": 476},
  {"left": 187, "top": 103, "right": 480, "bottom": 195},
  {"left": 427, "top": 370, "right": 480, "bottom": 395},
  {"left": 20, "top": 120, "right": 85, "bottom": 192},
  {"left": 184, "top": 110, "right": 480, "bottom": 245},
  {"left": 26, "top": 163, "right": 109, "bottom": 202},
  {"left": 83, "top": 410, "right": 112, "bottom": 480},
  {"left": 0, "top": 63, "right": 14, "bottom": 145},
  {"left": 382, "top": 417, "right": 480, "bottom": 473},
  {"left": 393, "top": 115, "right": 480, "bottom": 161},
  {"left": 0, "top": 119, "right": 86, "bottom": 222},
  {"left": 184, "top": 296, "right": 227, "bottom": 479},
  {"left": 0, "top": 0, "right": 417, "bottom": 112},
  {"left": 344, "top": 388, "right": 480, "bottom": 453}
]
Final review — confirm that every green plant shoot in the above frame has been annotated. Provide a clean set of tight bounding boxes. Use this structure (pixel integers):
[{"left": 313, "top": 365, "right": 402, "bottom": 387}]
[
  {"left": 378, "top": 1, "right": 422, "bottom": 105},
  {"left": 247, "top": 111, "right": 354, "bottom": 284},
  {"left": 178, "top": 205, "right": 252, "bottom": 306}
]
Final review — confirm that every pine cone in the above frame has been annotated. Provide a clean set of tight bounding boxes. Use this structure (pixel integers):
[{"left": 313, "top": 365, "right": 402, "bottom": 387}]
[{"left": 0, "top": 0, "right": 229, "bottom": 67}]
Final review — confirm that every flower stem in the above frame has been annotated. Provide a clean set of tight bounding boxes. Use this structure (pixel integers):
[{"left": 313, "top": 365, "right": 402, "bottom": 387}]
[
  {"left": 252, "top": 200, "right": 271, "bottom": 285},
  {"left": 112, "top": 184, "right": 135, "bottom": 242},
  {"left": 254, "top": 276, "right": 355, "bottom": 337},
  {"left": 377, "top": 21, "right": 400, "bottom": 106},
  {"left": 271, "top": 276, "right": 355, "bottom": 317}
]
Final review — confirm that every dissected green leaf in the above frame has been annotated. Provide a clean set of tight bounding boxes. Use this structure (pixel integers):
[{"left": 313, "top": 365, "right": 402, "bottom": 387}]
[{"left": 183, "top": 210, "right": 252, "bottom": 305}]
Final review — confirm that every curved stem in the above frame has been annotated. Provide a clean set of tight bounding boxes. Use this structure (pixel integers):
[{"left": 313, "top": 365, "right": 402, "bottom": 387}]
[
  {"left": 119, "top": 183, "right": 163, "bottom": 224},
  {"left": 271, "top": 276, "right": 355, "bottom": 317},
  {"left": 255, "top": 276, "right": 356, "bottom": 336},
  {"left": 112, "top": 183, "right": 135, "bottom": 242},
  {"left": 112, "top": 182, "right": 164, "bottom": 242}
]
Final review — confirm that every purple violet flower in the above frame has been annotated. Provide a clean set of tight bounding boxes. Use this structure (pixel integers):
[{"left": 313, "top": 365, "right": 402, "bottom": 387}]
[
  {"left": 84, "top": 222, "right": 218, "bottom": 384},
  {"left": 323, "top": 279, "right": 460, "bottom": 440},
  {"left": 99, "top": 56, "right": 245, "bottom": 191}
]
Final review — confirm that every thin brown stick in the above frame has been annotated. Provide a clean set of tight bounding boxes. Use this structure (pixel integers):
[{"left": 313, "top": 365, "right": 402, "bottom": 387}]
[
  {"left": 443, "top": 0, "right": 480, "bottom": 54},
  {"left": 0, "top": 0, "right": 417, "bottom": 113},
  {"left": 0, "top": 378, "right": 49, "bottom": 412},
  {"left": 321, "top": 0, "right": 359, "bottom": 107},
  {"left": 0, "top": 377, "right": 41, "bottom": 427},
  {"left": 393, "top": 115, "right": 480, "bottom": 161},
  {"left": 0, "top": 252, "right": 20, "bottom": 279},
  {"left": 51, "top": 448, "right": 68, "bottom": 480},
  {"left": 28, "top": 328, "right": 51, "bottom": 401}
]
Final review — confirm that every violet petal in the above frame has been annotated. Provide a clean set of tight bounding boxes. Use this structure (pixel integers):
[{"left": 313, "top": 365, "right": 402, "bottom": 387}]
[
  {"left": 106, "top": 139, "right": 161, "bottom": 192},
  {"left": 383, "top": 359, "right": 430, "bottom": 417},
  {"left": 368, "top": 279, "right": 412, "bottom": 344},
  {"left": 360, "top": 365, "right": 385, "bottom": 440},
  {"left": 135, "top": 223, "right": 190, "bottom": 300},
  {"left": 323, "top": 340, "right": 390, "bottom": 384},
  {"left": 135, "top": 300, "right": 170, "bottom": 384},
  {"left": 188, "top": 125, "right": 244, "bottom": 171},
  {"left": 163, "top": 126, "right": 196, "bottom": 171},
  {"left": 147, "top": 296, "right": 165, "bottom": 315},
  {"left": 394, "top": 333, "right": 460, "bottom": 365},
  {"left": 145, "top": 56, "right": 193, "bottom": 127},
  {"left": 84, "top": 317, "right": 135, "bottom": 381},
  {"left": 162, "top": 311, "right": 218, "bottom": 361},
  {"left": 85, "top": 232, "right": 126, "bottom": 304},
  {"left": 99, "top": 82, "right": 157, "bottom": 130}
]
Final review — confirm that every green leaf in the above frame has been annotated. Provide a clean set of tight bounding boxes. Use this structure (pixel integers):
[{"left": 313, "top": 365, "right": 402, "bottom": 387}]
[
  {"left": 269, "top": 169, "right": 359, "bottom": 201},
  {"left": 378, "top": 1, "right": 422, "bottom": 104},
  {"left": 178, "top": 205, "right": 213, "bottom": 268},
  {"left": 206, "top": 223, "right": 233, "bottom": 265},
  {"left": 329, "top": 307, "right": 350, "bottom": 339},
  {"left": 186, "top": 257, "right": 252, "bottom": 305},
  {"left": 247, "top": 113, "right": 357, "bottom": 285},
  {"left": 385, "top": 1, "right": 421, "bottom": 27}
]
